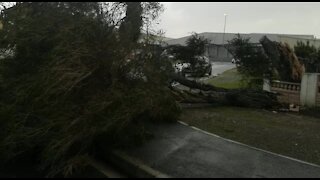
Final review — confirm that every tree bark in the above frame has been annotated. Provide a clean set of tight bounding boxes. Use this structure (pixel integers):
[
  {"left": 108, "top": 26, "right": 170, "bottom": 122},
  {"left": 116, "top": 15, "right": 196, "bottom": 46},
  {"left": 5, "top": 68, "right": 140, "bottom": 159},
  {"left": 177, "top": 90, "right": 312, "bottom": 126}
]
[{"left": 170, "top": 73, "right": 280, "bottom": 109}]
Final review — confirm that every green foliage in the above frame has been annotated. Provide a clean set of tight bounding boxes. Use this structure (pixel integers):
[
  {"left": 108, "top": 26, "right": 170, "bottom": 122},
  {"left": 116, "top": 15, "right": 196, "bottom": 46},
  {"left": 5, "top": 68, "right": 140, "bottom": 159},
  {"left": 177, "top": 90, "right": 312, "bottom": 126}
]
[
  {"left": 229, "top": 35, "right": 305, "bottom": 84},
  {"left": 294, "top": 41, "right": 320, "bottom": 73},
  {"left": 167, "top": 44, "right": 191, "bottom": 62},
  {"left": 167, "top": 33, "right": 211, "bottom": 77},
  {"left": 0, "top": 2, "right": 180, "bottom": 177},
  {"left": 227, "top": 34, "right": 271, "bottom": 88},
  {"left": 185, "top": 32, "right": 210, "bottom": 57},
  {"left": 186, "top": 33, "right": 211, "bottom": 76}
]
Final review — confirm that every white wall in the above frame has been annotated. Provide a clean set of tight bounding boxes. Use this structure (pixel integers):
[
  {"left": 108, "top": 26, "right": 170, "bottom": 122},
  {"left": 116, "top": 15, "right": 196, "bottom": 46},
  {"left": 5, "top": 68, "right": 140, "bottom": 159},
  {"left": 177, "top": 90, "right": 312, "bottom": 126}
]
[
  {"left": 263, "top": 79, "right": 271, "bottom": 92},
  {"left": 300, "top": 73, "right": 319, "bottom": 107}
]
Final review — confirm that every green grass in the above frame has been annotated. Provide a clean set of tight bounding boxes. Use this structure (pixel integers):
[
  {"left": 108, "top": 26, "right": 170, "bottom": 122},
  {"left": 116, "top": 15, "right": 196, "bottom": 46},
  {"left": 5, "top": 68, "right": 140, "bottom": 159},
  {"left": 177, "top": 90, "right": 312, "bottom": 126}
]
[
  {"left": 180, "top": 106, "right": 320, "bottom": 165},
  {"left": 205, "top": 68, "right": 247, "bottom": 89}
]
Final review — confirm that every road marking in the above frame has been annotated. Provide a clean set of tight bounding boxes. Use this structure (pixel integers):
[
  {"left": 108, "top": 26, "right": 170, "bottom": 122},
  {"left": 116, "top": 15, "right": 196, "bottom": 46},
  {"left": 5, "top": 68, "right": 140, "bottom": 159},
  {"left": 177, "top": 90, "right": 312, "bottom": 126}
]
[
  {"left": 112, "top": 150, "right": 171, "bottom": 178},
  {"left": 87, "top": 157, "right": 128, "bottom": 178}
]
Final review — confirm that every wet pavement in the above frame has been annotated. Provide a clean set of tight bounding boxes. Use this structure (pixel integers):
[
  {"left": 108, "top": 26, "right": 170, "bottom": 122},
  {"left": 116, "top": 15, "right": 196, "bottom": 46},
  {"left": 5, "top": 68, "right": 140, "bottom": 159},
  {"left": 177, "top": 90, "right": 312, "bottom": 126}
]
[
  {"left": 210, "top": 62, "right": 236, "bottom": 76},
  {"left": 173, "top": 62, "right": 236, "bottom": 84},
  {"left": 121, "top": 122, "right": 320, "bottom": 178}
]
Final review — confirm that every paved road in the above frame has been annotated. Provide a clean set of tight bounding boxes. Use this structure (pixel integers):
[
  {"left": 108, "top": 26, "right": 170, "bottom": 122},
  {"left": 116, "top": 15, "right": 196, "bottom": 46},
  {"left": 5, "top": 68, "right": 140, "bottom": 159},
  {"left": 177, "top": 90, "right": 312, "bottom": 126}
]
[
  {"left": 88, "top": 158, "right": 128, "bottom": 178},
  {"left": 121, "top": 122, "right": 320, "bottom": 178},
  {"left": 172, "top": 62, "right": 236, "bottom": 85},
  {"left": 211, "top": 62, "right": 236, "bottom": 77}
]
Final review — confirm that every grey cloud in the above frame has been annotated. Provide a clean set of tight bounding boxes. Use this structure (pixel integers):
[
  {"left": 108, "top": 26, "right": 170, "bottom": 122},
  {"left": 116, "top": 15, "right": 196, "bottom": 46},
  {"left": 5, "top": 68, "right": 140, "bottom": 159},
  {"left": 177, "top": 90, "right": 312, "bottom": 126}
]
[{"left": 157, "top": 2, "right": 320, "bottom": 38}]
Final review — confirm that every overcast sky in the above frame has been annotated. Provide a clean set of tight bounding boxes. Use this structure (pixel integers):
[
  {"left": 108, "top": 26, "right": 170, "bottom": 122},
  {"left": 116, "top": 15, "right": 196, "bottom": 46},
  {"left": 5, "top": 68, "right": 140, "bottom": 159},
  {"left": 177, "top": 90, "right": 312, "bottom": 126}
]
[{"left": 155, "top": 2, "right": 320, "bottom": 39}]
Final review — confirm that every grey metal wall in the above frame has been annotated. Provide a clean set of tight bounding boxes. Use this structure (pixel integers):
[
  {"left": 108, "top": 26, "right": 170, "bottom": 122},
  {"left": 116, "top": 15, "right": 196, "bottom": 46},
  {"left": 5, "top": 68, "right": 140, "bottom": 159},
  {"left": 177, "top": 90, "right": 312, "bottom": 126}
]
[{"left": 205, "top": 44, "right": 233, "bottom": 62}]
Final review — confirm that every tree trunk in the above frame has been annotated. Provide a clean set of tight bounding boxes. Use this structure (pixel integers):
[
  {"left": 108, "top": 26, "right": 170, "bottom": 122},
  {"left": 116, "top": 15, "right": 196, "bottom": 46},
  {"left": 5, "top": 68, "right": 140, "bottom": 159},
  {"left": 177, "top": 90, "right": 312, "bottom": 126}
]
[{"left": 170, "top": 73, "right": 280, "bottom": 109}]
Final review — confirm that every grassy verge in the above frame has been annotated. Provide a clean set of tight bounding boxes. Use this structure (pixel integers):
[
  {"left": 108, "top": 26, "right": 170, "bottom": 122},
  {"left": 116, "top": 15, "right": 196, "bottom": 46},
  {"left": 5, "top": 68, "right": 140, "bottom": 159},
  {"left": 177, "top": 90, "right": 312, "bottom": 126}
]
[
  {"left": 180, "top": 106, "right": 320, "bottom": 165},
  {"left": 205, "top": 68, "right": 247, "bottom": 89}
]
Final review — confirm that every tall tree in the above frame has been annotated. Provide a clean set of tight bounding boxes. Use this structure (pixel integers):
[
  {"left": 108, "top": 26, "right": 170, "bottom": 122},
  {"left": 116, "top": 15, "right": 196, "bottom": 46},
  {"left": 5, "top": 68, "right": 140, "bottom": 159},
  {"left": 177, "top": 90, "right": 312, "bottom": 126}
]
[
  {"left": 294, "top": 41, "right": 320, "bottom": 73},
  {"left": 227, "top": 34, "right": 271, "bottom": 88},
  {"left": 228, "top": 35, "right": 305, "bottom": 85},
  {"left": 167, "top": 33, "right": 211, "bottom": 77}
]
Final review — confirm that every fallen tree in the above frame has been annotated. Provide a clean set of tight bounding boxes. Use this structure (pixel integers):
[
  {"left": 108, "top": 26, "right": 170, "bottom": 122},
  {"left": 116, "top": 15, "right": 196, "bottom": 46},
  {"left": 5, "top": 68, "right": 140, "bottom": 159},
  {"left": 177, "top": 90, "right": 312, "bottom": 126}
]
[
  {"left": 170, "top": 73, "right": 227, "bottom": 92},
  {"left": 169, "top": 36, "right": 307, "bottom": 109},
  {"left": 0, "top": 2, "right": 181, "bottom": 177},
  {"left": 169, "top": 73, "right": 280, "bottom": 109}
]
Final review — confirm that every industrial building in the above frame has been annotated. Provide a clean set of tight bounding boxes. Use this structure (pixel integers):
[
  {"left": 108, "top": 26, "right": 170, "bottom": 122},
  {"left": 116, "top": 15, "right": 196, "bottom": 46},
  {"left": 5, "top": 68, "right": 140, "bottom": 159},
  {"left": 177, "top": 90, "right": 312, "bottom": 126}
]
[{"left": 164, "top": 32, "right": 320, "bottom": 62}]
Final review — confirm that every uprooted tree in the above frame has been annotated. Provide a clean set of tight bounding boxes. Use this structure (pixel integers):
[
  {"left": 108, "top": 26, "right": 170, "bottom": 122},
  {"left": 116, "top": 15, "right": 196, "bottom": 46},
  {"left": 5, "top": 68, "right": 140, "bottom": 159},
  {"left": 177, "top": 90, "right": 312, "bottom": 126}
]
[
  {"left": 169, "top": 72, "right": 280, "bottom": 109},
  {"left": 0, "top": 2, "right": 180, "bottom": 177},
  {"left": 169, "top": 35, "right": 308, "bottom": 109},
  {"left": 0, "top": 2, "right": 301, "bottom": 177}
]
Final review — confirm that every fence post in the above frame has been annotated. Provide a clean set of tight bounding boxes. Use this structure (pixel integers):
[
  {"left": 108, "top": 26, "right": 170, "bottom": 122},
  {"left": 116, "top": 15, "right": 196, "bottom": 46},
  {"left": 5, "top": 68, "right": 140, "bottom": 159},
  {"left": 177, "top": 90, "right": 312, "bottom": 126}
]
[
  {"left": 263, "top": 78, "right": 271, "bottom": 92},
  {"left": 300, "top": 73, "right": 319, "bottom": 107}
]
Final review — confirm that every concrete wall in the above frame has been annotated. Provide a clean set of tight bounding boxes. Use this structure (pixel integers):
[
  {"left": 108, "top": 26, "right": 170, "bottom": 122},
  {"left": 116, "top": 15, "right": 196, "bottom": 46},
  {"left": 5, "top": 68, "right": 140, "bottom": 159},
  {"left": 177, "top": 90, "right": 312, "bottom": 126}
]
[
  {"left": 263, "top": 79, "right": 271, "bottom": 92},
  {"left": 270, "top": 81, "right": 301, "bottom": 105},
  {"left": 300, "top": 73, "right": 319, "bottom": 107},
  {"left": 265, "top": 74, "right": 320, "bottom": 107}
]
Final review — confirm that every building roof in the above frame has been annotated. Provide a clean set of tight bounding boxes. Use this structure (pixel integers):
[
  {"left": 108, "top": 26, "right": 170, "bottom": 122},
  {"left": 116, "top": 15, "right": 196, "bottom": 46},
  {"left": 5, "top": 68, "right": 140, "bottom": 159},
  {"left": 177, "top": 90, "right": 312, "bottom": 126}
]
[
  {"left": 138, "top": 33, "right": 174, "bottom": 45},
  {"left": 164, "top": 32, "right": 315, "bottom": 46}
]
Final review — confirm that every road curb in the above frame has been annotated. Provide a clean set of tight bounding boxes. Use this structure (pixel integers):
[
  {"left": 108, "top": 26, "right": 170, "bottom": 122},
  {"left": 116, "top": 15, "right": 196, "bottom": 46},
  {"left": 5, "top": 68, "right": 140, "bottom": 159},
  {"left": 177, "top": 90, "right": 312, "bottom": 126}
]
[
  {"left": 98, "top": 149, "right": 171, "bottom": 178},
  {"left": 87, "top": 157, "right": 127, "bottom": 178},
  {"left": 180, "top": 102, "right": 216, "bottom": 108},
  {"left": 178, "top": 121, "right": 320, "bottom": 169}
]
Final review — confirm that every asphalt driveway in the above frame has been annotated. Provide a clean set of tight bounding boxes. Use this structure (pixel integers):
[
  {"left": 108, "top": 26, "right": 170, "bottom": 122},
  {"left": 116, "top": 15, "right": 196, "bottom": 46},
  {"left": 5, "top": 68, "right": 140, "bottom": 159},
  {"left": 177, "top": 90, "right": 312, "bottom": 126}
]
[{"left": 120, "top": 121, "right": 320, "bottom": 178}]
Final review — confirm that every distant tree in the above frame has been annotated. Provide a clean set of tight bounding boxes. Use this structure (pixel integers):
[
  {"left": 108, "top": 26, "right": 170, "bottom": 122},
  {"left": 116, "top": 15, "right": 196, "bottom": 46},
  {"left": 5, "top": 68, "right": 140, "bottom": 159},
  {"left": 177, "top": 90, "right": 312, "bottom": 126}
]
[
  {"left": 185, "top": 33, "right": 212, "bottom": 77},
  {"left": 186, "top": 33, "right": 210, "bottom": 56},
  {"left": 294, "top": 41, "right": 320, "bottom": 73},
  {"left": 166, "top": 44, "right": 191, "bottom": 62},
  {"left": 260, "top": 36, "right": 304, "bottom": 82},
  {"left": 228, "top": 34, "right": 306, "bottom": 85},
  {"left": 227, "top": 34, "right": 271, "bottom": 88},
  {"left": 167, "top": 33, "right": 211, "bottom": 77}
]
